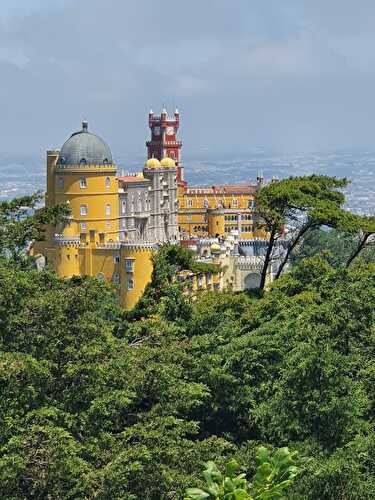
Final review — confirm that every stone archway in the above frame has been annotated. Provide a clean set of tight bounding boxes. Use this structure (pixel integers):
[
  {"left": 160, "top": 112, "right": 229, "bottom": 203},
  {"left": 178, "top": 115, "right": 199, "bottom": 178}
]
[{"left": 244, "top": 272, "right": 261, "bottom": 289}]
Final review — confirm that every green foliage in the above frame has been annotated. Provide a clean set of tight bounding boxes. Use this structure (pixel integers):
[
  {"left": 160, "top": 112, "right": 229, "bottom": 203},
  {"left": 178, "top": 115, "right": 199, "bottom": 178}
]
[
  {"left": 1, "top": 191, "right": 374, "bottom": 498},
  {"left": 126, "top": 244, "right": 220, "bottom": 322},
  {"left": 0, "top": 192, "right": 69, "bottom": 268},
  {"left": 185, "top": 447, "right": 300, "bottom": 500},
  {"left": 294, "top": 226, "right": 375, "bottom": 268},
  {"left": 254, "top": 175, "right": 369, "bottom": 286}
]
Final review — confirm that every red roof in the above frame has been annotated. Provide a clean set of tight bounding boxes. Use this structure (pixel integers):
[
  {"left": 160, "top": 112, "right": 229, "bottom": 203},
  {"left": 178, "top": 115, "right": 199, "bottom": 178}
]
[{"left": 186, "top": 184, "right": 255, "bottom": 195}]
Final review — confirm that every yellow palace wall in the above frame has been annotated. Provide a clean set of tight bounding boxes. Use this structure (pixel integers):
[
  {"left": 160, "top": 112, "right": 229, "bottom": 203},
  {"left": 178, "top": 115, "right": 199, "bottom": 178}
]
[
  {"left": 119, "top": 246, "right": 155, "bottom": 310},
  {"left": 178, "top": 189, "right": 256, "bottom": 238},
  {"left": 53, "top": 165, "right": 119, "bottom": 238}
]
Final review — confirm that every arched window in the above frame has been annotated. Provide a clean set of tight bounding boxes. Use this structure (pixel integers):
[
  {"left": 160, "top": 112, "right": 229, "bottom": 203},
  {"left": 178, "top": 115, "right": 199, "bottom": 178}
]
[
  {"left": 105, "top": 177, "right": 110, "bottom": 188},
  {"left": 105, "top": 204, "right": 111, "bottom": 216},
  {"left": 80, "top": 158, "right": 87, "bottom": 164}
]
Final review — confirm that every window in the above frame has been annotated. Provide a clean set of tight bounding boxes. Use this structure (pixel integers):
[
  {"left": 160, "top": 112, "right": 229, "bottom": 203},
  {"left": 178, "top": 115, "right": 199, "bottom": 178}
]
[
  {"left": 122, "top": 218, "right": 126, "bottom": 228},
  {"left": 121, "top": 200, "right": 126, "bottom": 214},
  {"left": 113, "top": 273, "right": 120, "bottom": 284},
  {"left": 80, "top": 177, "right": 87, "bottom": 188},
  {"left": 125, "top": 259, "right": 134, "bottom": 273},
  {"left": 232, "top": 199, "right": 238, "bottom": 207},
  {"left": 114, "top": 255, "right": 120, "bottom": 264},
  {"left": 187, "top": 199, "right": 193, "bottom": 208},
  {"left": 127, "top": 278, "right": 134, "bottom": 290},
  {"left": 105, "top": 204, "right": 111, "bottom": 216},
  {"left": 105, "top": 177, "right": 111, "bottom": 189},
  {"left": 58, "top": 177, "right": 64, "bottom": 188},
  {"left": 80, "top": 204, "right": 87, "bottom": 216},
  {"left": 80, "top": 222, "right": 87, "bottom": 230}
]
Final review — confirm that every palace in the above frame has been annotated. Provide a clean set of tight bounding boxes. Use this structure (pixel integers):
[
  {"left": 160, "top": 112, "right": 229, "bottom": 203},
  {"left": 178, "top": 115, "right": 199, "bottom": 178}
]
[{"left": 36, "top": 109, "right": 273, "bottom": 309}]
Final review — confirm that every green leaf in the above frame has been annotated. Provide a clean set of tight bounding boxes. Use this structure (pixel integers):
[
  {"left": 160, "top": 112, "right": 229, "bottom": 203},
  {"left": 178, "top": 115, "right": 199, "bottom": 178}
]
[{"left": 185, "top": 488, "right": 211, "bottom": 500}]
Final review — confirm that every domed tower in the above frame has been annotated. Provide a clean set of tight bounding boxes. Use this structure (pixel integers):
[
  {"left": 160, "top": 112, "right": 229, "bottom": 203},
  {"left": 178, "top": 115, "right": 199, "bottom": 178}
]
[{"left": 49, "top": 121, "right": 119, "bottom": 243}]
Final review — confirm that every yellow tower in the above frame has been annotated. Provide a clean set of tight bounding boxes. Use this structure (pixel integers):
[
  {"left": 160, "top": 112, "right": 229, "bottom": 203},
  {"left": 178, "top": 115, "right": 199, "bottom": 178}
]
[
  {"left": 53, "top": 121, "right": 119, "bottom": 243},
  {"left": 119, "top": 244, "right": 155, "bottom": 310},
  {"left": 42, "top": 121, "right": 159, "bottom": 310}
]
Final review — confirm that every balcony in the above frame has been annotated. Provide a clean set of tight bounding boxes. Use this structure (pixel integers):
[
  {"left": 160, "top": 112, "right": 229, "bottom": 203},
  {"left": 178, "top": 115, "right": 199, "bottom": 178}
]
[
  {"left": 146, "top": 140, "right": 182, "bottom": 147},
  {"left": 133, "top": 211, "right": 149, "bottom": 219}
]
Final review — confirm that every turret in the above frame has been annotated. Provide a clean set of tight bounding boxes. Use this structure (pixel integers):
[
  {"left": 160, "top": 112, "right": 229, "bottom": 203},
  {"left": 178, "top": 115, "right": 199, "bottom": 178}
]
[
  {"left": 146, "top": 107, "right": 184, "bottom": 181},
  {"left": 256, "top": 170, "right": 264, "bottom": 187}
]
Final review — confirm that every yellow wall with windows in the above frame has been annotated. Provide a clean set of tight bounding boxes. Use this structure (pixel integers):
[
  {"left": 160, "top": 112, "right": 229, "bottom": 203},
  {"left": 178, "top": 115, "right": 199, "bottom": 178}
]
[
  {"left": 180, "top": 192, "right": 252, "bottom": 210},
  {"left": 120, "top": 246, "right": 154, "bottom": 310},
  {"left": 53, "top": 165, "right": 119, "bottom": 239},
  {"left": 178, "top": 189, "right": 255, "bottom": 238}
]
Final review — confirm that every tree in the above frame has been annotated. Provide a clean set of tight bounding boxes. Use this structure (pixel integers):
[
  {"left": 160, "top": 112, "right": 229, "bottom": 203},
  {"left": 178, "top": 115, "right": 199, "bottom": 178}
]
[
  {"left": 254, "top": 175, "right": 361, "bottom": 289},
  {"left": 0, "top": 192, "right": 69, "bottom": 268},
  {"left": 346, "top": 215, "right": 375, "bottom": 267},
  {"left": 185, "top": 447, "right": 300, "bottom": 500},
  {"left": 1, "top": 190, "right": 374, "bottom": 499},
  {"left": 292, "top": 225, "right": 375, "bottom": 269}
]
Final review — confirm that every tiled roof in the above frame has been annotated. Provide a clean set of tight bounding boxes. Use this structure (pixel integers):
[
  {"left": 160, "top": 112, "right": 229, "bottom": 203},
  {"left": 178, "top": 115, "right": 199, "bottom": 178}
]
[{"left": 186, "top": 184, "right": 256, "bottom": 195}]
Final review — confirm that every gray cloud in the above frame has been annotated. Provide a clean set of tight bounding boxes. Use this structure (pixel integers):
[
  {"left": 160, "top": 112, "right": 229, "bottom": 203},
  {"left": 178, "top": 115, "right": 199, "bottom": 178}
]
[{"left": 0, "top": 0, "right": 374, "bottom": 157}]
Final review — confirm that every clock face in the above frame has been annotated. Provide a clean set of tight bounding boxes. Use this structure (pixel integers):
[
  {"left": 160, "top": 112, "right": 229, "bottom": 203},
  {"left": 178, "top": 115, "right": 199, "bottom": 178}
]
[
  {"left": 166, "top": 126, "right": 174, "bottom": 136},
  {"left": 153, "top": 126, "right": 161, "bottom": 136}
]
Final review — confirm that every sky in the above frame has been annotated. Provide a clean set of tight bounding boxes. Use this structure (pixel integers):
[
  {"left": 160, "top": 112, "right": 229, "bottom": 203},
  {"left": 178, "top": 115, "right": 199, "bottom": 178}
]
[{"left": 1, "top": 0, "right": 375, "bottom": 157}]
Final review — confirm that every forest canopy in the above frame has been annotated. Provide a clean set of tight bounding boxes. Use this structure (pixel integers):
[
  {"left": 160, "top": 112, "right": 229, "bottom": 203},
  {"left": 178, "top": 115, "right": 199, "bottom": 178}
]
[{"left": 0, "top": 189, "right": 374, "bottom": 499}]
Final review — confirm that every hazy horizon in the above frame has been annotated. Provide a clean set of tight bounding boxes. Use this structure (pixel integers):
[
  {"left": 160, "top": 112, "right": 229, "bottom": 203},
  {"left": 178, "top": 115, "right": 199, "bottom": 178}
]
[{"left": 1, "top": 1, "right": 375, "bottom": 156}]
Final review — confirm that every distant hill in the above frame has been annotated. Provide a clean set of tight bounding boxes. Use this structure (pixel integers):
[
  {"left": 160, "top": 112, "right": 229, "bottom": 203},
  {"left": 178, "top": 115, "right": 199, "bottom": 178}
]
[{"left": 0, "top": 150, "right": 374, "bottom": 214}]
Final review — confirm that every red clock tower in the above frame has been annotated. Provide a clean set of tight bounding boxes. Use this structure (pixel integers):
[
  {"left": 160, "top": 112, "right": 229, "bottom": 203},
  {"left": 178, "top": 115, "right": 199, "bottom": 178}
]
[{"left": 146, "top": 107, "right": 183, "bottom": 181}]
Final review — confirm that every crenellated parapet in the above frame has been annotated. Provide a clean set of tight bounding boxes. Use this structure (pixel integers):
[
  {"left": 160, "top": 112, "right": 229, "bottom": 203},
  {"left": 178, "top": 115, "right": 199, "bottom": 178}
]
[
  {"left": 53, "top": 234, "right": 80, "bottom": 246},
  {"left": 236, "top": 255, "right": 263, "bottom": 271}
]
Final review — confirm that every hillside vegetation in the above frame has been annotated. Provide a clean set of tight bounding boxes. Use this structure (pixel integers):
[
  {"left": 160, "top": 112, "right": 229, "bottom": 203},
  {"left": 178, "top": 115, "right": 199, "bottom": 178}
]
[{"left": 0, "top": 187, "right": 374, "bottom": 499}]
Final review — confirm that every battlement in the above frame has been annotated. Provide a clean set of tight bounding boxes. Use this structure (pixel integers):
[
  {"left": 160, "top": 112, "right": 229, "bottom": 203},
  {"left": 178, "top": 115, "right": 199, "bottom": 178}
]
[
  {"left": 53, "top": 234, "right": 80, "bottom": 246},
  {"left": 236, "top": 256, "right": 263, "bottom": 269},
  {"left": 149, "top": 108, "right": 180, "bottom": 127}
]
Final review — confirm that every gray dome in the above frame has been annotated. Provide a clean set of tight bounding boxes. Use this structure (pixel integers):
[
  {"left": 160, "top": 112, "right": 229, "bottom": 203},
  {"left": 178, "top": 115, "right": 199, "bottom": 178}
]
[{"left": 57, "top": 121, "right": 113, "bottom": 166}]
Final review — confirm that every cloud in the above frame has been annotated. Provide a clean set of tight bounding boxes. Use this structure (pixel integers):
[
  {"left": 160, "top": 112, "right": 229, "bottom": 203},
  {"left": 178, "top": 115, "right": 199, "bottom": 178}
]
[{"left": 0, "top": 0, "right": 374, "bottom": 155}]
